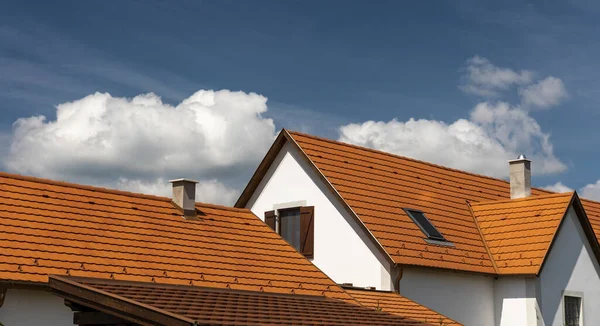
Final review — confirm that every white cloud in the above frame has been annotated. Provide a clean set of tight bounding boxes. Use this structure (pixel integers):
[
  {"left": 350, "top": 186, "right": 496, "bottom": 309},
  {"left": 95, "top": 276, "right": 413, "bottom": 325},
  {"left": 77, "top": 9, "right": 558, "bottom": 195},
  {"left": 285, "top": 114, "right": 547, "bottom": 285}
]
[
  {"left": 5, "top": 89, "right": 276, "bottom": 205},
  {"left": 542, "top": 182, "right": 574, "bottom": 193},
  {"left": 460, "top": 56, "right": 534, "bottom": 97},
  {"left": 580, "top": 181, "right": 600, "bottom": 201},
  {"left": 338, "top": 101, "right": 566, "bottom": 178},
  {"left": 519, "top": 76, "right": 568, "bottom": 109},
  {"left": 543, "top": 180, "right": 600, "bottom": 202}
]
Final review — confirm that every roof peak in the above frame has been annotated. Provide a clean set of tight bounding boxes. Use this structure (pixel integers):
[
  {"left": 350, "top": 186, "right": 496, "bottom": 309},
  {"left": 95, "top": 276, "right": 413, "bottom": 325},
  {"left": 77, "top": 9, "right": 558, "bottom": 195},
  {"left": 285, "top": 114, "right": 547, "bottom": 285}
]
[
  {"left": 469, "top": 191, "right": 575, "bottom": 207},
  {"left": 287, "top": 129, "right": 558, "bottom": 195},
  {"left": 287, "top": 130, "right": 514, "bottom": 186}
]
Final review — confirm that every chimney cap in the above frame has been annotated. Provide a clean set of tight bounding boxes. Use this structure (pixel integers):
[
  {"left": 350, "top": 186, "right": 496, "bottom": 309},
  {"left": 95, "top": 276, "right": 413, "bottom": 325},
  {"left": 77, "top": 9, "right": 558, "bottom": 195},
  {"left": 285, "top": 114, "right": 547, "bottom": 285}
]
[
  {"left": 169, "top": 178, "right": 199, "bottom": 184},
  {"left": 508, "top": 154, "right": 531, "bottom": 163}
]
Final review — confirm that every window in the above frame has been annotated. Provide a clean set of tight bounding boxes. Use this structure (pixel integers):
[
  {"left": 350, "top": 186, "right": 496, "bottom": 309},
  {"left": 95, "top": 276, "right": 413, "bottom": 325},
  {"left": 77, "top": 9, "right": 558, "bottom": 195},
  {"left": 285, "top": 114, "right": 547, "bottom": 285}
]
[
  {"left": 264, "top": 206, "right": 314, "bottom": 258},
  {"left": 564, "top": 295, "right": 582, "bottom": 326},
  {"left": 403, "top": 209, "right": 446, "bottom": 241},
  {"left": 279, "top": 208, "right": 302, "bottom": 250}
]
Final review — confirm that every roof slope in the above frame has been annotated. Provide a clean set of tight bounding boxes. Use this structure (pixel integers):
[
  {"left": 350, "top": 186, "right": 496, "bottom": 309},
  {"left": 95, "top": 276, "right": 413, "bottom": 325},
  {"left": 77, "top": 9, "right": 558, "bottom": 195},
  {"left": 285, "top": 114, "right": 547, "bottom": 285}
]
[
  {"left": 287, "top": 131, "right": 512, "bottom": 273},
  {"left": 470, "top": 192, "right": 574, "bottom": 274},
  {"left": 238, "top": 130, "right": 600, "bottom": 275},
  {"left": 0, "top": 172, "right": 349, "bottom": 300},
  {"left": 346, "top": 288, "right": 461, "bottom": 326},
  {"left": 50, "top": 276, "right": 431, "bottom": 326},
  {"left": 582, "top": 198, "right": 600, "bottom": 240}
]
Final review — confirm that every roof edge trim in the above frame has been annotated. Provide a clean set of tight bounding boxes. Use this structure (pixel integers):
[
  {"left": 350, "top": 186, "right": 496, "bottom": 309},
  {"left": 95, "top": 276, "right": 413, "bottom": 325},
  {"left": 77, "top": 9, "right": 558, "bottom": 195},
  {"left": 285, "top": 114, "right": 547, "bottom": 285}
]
[
  {"left": 235, "top": 129, "right": 289, "bottom": 208},
  {"left": 283, "top": 130, "right": 396, "bottom": 266},
  {"left": 48, "top": 275, "right": 194, "bottom": 326},
  {"left": 537, "top": 192, "right": 600, "bottom": 276}
]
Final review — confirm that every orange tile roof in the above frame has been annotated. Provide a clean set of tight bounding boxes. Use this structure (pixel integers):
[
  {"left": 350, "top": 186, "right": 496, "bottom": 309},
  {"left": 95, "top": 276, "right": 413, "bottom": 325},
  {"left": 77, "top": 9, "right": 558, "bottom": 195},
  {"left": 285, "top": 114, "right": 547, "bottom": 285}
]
[
  {"left": 287, "top": 130, "right": 507, "bottom": 273},
  {"left": 346, "top": 288, "right": 461, "bottom": 325},
  {"left": 470, "top": 192, "right": 574, "bottom": 274},
  {"left": 582, "top": 198, "right": 600, "bottom": 241},
  {"left": 237, "top": 129, "right": 600, "bottom": 275},
  {"left": 0, "top": 171, "right": 351, "bottom": 301},
  {"left": 50, "top": 276, "right": 434, "bottom": 326}
]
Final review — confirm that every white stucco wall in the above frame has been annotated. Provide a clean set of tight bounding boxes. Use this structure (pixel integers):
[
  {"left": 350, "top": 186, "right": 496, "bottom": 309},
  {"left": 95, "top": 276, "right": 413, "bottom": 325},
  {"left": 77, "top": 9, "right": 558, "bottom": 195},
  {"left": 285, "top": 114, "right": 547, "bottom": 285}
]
[
  {"left": 494, "top": 277, "right": 543, "bottom": 326},
  {"left": 400, "top": 267, "right": 496, "bottom": 326},
  {"left": 539, "top": 206, "right": 600, "bottom": 326},
  {"left": 0, "top": 288, "right": 72, "bottom": 326},
  {"left": 246, "top": 141, "right": 393, "bottom": 290}
]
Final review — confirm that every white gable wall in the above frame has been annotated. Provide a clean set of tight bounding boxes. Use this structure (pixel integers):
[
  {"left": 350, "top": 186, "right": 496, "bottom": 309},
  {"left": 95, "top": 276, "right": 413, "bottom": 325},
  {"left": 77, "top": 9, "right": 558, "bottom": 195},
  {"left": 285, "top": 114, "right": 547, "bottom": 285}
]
[
  {"left": 246, "top": 141, "right": 393, "bottom": 290},
  {"left": 400, "top": 266, "right": 496, "bottom": 326},
  {"left": 0, "top": 288, "right": 72, "bottom": 326},
  {"left": 539, "top": 206, "right": 600, "bottom": 325},
  {"left": 494, "top": 277, "right": 543, "bottom": 326}
]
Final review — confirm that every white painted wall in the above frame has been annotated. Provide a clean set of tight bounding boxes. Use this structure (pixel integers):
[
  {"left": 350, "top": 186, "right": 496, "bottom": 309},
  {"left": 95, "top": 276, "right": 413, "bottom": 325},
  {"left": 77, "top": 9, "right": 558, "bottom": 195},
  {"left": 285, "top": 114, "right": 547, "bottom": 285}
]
[
  {"left": 494, "top": 277, "right": 544, "bottom": 326},
  {"left": 400, "top": 267, "right": 496, "bottom": 326},
  {"left": 539, "top": 206, "right": 600, "bottom": 326},
  {"left": 0, "top": 288, "right": 73, "bottom": 326},
  {"left": 246, "top": 141, "right": 393, "bottom": 290}
]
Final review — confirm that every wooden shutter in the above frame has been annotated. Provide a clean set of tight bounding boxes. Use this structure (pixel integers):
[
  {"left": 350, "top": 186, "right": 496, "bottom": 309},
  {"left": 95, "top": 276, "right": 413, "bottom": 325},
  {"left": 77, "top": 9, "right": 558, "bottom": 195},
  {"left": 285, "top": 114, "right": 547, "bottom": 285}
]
[
  {"left": 300, "top": 206, "right": 314, "bottom": 258},
  {"left": 264, "top": 210, "right": 276, "bottom": 231}
]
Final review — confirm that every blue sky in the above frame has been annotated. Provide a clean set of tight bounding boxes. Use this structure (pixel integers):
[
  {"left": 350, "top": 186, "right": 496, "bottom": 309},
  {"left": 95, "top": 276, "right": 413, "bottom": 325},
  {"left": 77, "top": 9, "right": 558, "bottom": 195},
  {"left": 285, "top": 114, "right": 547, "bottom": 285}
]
[{"left": 2, "top": 0, "right": 600, "bottom": 203}]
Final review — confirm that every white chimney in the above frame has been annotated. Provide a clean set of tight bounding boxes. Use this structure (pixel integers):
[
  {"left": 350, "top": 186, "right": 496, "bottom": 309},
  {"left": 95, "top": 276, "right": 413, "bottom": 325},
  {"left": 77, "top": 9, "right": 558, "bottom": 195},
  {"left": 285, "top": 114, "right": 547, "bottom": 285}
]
[
  {"left": 169, "top": 179, "right": 198, "bottom": 218},
  {"left": 508, "top": 155, "right": 531, "bottom": 199}
]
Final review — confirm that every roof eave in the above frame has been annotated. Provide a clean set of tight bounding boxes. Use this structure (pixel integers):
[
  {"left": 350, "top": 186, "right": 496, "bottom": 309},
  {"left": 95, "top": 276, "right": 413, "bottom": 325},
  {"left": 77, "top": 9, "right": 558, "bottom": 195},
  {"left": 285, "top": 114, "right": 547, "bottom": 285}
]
[{"left": 48, "top": 276, "right": 194, "bottom": 326}]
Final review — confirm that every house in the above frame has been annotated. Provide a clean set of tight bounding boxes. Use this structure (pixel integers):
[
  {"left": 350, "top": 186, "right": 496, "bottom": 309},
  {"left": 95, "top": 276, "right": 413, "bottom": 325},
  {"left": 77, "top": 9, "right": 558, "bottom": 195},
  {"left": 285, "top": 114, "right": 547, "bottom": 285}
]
[
  {"left": 0, "top": 172, "right": 458, "bottom": 325},
  {"left": 236, "top": 129, "right": 600, "bottom": 326}
]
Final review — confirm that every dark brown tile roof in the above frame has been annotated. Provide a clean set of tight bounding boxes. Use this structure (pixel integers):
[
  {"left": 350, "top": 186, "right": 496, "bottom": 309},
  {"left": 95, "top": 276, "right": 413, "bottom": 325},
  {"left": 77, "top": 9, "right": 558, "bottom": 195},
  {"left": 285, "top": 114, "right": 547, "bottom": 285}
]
[
  {"left": 0, "top": 171, "right": 349, "bottom": 300},
  {"left": 50, "top": 276, "right": 434, "bottom": 326},
  {"left": 345, "top": 287, "right": 461, "bottom": 325}
]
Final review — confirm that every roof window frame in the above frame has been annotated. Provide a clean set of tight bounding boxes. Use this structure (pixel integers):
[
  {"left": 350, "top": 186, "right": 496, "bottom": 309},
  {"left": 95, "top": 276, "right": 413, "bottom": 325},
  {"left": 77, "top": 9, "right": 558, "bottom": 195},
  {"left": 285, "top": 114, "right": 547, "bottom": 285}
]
[{"left": 403, "top": 208, "right": 453, "bottom": 246}]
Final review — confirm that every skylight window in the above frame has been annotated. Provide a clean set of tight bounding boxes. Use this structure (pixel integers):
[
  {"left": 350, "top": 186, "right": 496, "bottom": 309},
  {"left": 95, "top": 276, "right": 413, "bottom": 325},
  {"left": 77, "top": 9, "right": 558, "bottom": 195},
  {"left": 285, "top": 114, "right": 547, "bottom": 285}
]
[{"left": 403, "top": 209, "right": 446, "bottom": 241}]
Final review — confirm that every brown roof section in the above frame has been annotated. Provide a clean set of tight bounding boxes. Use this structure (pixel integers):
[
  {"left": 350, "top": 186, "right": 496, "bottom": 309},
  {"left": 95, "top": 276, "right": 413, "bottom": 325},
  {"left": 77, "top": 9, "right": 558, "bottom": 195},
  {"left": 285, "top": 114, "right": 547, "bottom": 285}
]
[
  {"left": 0, "top": 171, "right": 350, "bottom": 300},
  {"left": 50, "top": 276, "right": 432, "bottom": 326},
  {"left": 470, "top": 192, "right": 574, "bottom": 274},
  {"left": 237, "top": 129, "right": 600, "bottom": 275},
  {"left": 346, "top": 287, "right": 461, "bottom": 326}
]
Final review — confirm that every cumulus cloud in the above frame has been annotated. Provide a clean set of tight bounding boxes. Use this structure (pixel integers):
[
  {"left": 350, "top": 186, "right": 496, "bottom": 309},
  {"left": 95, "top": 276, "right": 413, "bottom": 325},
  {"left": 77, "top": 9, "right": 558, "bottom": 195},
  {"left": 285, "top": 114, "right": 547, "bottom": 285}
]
[
  {"left": 542, "top": 182, "right": 574, "bottom": 193},
  {"left": 460, "top": 56, "right": 534, "bottom": 97},
  {"left": 5, "top": 89, "right": 276, "bottom": 205},
  {"left": 543, "top": 180, "right": 600, "bottom": 202},
  {"left": 580, "top": 181, "right": 600, "bottom": 201},
  {"left": 519, "top": 76, "right": 568, "bottom": 109},
  {"left": 338, "top": 101, "right": 566, "bottom": 178}
]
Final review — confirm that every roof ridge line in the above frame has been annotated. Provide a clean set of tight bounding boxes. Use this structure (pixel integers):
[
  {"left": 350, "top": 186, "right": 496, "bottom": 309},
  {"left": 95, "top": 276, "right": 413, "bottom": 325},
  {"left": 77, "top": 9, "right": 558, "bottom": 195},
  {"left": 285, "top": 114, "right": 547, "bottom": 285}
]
[
  {"left": 469, "top": 192, "right": 574, "bottom": 206},
  {"left": 466, "top": 201, "right": 499, "bottom": 274},
  {"left": 288, "top": 130, "right": 514, "bottom": 185},
  {"left": 288, "top": 130, "right": 565, "bottom": 198},
  {"left": 196, "top": 202, "right": 252, "bottom": 212},
  {"left": 0, "top": 171, "right": 171, "bottom": 202}
]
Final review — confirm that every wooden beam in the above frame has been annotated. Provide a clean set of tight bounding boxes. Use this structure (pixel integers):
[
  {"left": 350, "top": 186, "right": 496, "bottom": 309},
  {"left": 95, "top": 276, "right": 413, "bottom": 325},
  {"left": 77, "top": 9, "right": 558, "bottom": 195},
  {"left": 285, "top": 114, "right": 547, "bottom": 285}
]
[
  {"left": 74, "top": 311, "right": 133, "bottom": 325},
  {"left": 50, "top": 276, "right": 192, "bottom": 326},
  {"left": 0, "top": 287, "right": 6, "bottom": 308},
  {"left": 65, "top": 299, "right": 95, "bottom": 312}
]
